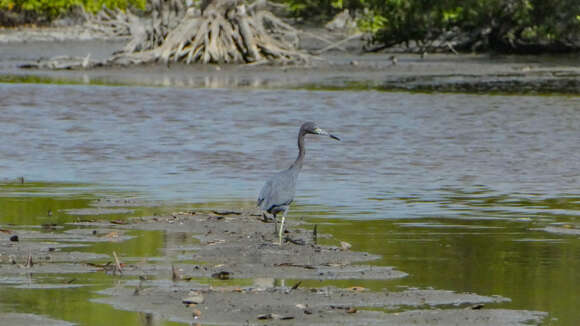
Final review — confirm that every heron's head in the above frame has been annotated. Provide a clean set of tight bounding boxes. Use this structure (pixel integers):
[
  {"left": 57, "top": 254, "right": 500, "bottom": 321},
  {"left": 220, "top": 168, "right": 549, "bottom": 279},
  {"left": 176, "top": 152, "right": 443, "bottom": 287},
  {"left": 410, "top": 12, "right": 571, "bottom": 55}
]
[{"left": 301, "top": 122, "right": 341, "bottom": 141}]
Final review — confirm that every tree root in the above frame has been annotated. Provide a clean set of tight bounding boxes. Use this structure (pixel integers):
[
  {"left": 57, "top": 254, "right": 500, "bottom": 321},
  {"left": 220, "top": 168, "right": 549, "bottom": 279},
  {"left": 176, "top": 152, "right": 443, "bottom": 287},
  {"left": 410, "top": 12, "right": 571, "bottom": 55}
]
[
  {"left": 81, "top": 6, "right": 133, "bottom": 39},
  {"left": 124, "top": 3, "right": 310, "bottom": 65},
  {"left": 22, "top": 0, "right": 310, "bottom": 69}
]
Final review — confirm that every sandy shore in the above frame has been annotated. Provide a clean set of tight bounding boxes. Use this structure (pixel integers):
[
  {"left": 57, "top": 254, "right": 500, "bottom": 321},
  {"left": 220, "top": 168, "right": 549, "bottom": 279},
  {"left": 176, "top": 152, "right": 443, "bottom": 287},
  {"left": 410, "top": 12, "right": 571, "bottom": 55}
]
[{"left": 0, "top": 198, "right": 548, "bottom": 325}]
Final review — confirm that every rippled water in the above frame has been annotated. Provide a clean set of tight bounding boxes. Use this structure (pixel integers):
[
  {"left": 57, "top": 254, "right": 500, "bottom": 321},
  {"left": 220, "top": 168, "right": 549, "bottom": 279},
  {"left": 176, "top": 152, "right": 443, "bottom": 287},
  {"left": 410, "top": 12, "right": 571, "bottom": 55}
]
[
  {"left": 2, "top": 84, "right": 578, "bottom": 217},
  {"left": 1, "top": 82, "right": 580, "bottom": 325}
]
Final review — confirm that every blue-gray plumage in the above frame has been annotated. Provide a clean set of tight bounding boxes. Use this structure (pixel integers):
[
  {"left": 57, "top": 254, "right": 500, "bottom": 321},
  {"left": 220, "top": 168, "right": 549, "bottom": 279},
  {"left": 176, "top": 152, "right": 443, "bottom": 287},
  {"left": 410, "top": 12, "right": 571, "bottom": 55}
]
[{"left": 258, "top": 122, "right": 340, "bottom": 245}]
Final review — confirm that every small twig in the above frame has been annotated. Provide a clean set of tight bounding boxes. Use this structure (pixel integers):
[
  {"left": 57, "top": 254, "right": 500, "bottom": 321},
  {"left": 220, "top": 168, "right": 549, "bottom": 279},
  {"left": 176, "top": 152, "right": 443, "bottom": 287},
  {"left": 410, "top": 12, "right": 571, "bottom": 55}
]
[
  {"left": 172, "top": 264, "right": 180, "bottom": 282},
  {"left": 312, "top": 224, "right": 318, "bottom": 245},
  {"left": 313, "top": 33, "right": 363, "bottom": 55},
  {"left": 285, "top": 236, "right": 306, "bottom": 245},
  {"left": 446, "top": 42, "right": 459, "bottom": 55},
  {"left": 290, "top": 281, "right": 302, "bottom": 291},
  {"left": 212, "top": 210, "right": 241, "bottom": 216},
  {"left": 112, "top": 251, "right": 123, "bottom": 275},
  {"left": 274, "top": 263, "right": 315, "bottom": 269},
  {"left": 299, "top": 30, "right": 345, "bottom": 49},
  {"left": 133, "top": 276, "right": 145, "bottom": 295},
  {"left": 25, "top": 250, "right": 34, "bottom": 268}
]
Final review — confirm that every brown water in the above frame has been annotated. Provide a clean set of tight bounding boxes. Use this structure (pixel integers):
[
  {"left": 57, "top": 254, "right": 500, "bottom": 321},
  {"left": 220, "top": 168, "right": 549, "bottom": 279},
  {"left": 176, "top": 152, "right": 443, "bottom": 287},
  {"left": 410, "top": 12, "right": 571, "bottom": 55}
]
[{"left": 1, "top": 82, "right": 580, "bottom": 325}]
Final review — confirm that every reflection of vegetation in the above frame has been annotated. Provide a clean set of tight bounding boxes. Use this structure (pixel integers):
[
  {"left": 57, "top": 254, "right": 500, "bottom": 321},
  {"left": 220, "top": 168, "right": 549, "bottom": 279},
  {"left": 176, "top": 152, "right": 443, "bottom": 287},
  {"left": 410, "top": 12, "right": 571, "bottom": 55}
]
[
  {"left": 0, "top": 182, "right": 94, "bottom": 225},
  {"left": 192, "top": 277, "right": 255, "bottom": 288},
  {"left": 76, "top": 230, "right": 166, "bottom": 258},
  {"left": 0, "top": 182, "right": 185, "bottom": 326},
  {"left": 311, "top": 214, "right": 580, "bottom": 326},
  {"left": 0, "top": 182, "right": 171, "bottom": 225},
  {"left": 0, "top": 74, "right": 126, "bottom": 87},
  {"left": 0, "top": 274, "right": 185, "bottom": 326}
]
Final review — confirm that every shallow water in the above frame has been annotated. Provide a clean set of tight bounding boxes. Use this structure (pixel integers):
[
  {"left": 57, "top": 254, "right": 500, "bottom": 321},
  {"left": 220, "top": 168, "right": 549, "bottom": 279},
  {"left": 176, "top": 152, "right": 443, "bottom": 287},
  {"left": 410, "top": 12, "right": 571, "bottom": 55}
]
[
  {"left": 1, "top": 82, "right": 579, "bottom": 325},
  {"left": 1, "top": 84, "right": 578, "bottom": 212}
]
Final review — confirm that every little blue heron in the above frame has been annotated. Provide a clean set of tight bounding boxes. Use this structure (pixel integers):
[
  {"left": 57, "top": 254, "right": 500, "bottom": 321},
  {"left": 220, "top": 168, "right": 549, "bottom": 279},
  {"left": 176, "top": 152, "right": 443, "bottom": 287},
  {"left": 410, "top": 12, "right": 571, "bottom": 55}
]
[{"left": 257, "top": 122, "right": 340, "bottom": 245}]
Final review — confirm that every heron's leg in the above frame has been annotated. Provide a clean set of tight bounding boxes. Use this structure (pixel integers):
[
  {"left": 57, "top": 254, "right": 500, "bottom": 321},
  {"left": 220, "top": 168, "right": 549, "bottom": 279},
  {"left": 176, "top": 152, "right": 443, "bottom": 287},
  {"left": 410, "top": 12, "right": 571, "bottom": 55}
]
[
  {"left": 278, "top": 215, "right": 285, "bottom": 246},
  {"left": 278, "top": 207, "right": 289, "bottom": 246},
  {"left": 273, "top": 213, "right": 278, "bottom": 234}
]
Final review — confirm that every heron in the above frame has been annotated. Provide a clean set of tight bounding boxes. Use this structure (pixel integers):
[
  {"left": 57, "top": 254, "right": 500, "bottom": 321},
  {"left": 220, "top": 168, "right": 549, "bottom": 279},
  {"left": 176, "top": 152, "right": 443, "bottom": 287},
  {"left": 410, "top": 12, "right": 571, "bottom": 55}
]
[{"left": 257, "top": 122, "right": 340, "bottom": 245}]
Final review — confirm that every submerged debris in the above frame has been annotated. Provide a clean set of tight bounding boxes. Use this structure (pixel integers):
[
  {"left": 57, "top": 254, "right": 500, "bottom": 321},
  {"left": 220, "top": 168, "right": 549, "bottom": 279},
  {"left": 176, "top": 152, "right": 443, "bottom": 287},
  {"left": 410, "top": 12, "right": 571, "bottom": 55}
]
[
  {"left": 340, "top": 241, "right": 352, "bottom": 251},
  {"left": 212, "top": 210, "right": 241, "bottom": 216},
  {"left": 182, "top": 293, "right": 205, "bottom": 305},
  {"left": 257, "top": 313, "right": 294, "bottom": 320},
  {"left": 211, "top": 271, "right": 231, "bottom": 280}
]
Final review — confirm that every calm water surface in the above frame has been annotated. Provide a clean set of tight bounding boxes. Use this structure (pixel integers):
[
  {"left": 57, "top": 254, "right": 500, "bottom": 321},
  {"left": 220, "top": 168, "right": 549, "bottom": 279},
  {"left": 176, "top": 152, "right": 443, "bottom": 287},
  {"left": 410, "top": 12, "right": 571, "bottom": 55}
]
[{"left": 1, "top": 83, "right": 579, "bottom": 325}]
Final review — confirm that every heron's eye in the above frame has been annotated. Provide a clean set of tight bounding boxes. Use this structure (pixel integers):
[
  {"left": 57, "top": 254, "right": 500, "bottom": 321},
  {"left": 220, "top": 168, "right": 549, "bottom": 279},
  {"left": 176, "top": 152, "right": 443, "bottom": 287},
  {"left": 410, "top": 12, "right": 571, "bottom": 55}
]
[{"left": 313, "top": 128, "right": 322, "bottom": 134}]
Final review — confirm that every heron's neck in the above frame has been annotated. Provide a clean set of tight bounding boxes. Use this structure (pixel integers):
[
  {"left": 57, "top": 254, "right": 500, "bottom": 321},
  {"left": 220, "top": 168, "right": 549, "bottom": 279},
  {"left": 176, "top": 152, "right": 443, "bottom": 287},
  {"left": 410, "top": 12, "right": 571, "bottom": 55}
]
[{"left": 290, "top": 129, "right": 306, "bottom": 171}]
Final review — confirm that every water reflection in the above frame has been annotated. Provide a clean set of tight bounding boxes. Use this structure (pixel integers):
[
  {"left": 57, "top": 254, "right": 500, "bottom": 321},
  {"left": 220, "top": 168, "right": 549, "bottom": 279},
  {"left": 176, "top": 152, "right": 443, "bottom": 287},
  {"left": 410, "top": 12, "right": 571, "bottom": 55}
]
[
  {"left": 315, "top": 216, "right": 580, "bottom": 326},
  {"left": 0, "top": 69, "right": 307, "bottom": 89},
  {"left": 0, "top": 184, "right": 190, "bottom": 326},
  {"left": 0, "top": 273, "right": 187, "bottom": 326}
]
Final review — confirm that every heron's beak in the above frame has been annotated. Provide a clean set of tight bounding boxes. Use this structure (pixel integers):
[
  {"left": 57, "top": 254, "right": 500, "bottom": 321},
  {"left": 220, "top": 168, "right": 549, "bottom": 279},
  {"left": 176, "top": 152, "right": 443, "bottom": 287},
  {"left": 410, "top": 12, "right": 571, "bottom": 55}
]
[{"left": 314, "top": 128, "right": 341, "bottom": 141}]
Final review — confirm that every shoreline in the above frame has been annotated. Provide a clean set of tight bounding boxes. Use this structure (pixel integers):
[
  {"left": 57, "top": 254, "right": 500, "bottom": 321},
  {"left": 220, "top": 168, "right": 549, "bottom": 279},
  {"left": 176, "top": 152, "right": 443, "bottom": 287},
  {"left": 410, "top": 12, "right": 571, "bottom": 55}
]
[{"left": 1, "top": 26, "right": 579, "bottom": 95}]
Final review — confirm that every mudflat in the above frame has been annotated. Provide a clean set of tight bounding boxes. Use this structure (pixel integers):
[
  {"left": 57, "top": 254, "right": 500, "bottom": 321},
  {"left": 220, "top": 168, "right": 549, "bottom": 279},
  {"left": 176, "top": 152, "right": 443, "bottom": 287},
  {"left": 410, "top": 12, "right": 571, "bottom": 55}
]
[{"left": 1, "top": 200, "right": 547, "bottom": 325}]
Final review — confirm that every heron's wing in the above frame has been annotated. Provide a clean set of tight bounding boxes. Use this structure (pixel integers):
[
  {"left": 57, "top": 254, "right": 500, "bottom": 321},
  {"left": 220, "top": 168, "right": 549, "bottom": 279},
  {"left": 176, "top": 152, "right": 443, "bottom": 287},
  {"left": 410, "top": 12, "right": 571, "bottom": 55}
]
[
  {"left": 257, "top": 179, "right": 270, "bottom": 207},
  {"left": 258, "top": 170, "right": 297, "bottom": 212}
]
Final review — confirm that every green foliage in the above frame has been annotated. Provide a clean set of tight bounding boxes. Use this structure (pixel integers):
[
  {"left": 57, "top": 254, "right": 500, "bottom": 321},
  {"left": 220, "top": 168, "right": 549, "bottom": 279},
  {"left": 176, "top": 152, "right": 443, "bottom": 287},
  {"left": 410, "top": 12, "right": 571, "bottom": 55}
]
[
  {"left": 282, "top": 0, "right": 364, "bottom": 21},
  {"left": 0, "top": 0, "right": 146, "bottom": 21},
  {"left": 366, "top": 0, "right": 580, "bottom": 52},
  {"left": 82, "top": 0, "right": 146, "bottom": 13},
  {"left": 284, "top": 0, "right": 580, "bottom": 52},
  {"left": 0, "top": 0, "right": 74, "bottom": 19},
  {"left": 357, "top": 9, "right": 386, "bottom": 33}
]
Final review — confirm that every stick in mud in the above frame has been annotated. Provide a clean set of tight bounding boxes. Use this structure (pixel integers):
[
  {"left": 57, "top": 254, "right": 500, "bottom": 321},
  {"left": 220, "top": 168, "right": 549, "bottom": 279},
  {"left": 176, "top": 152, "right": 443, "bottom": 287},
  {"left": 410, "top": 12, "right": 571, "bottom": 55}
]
[
  {"left": 112, "top": 251, "right": 123, "bottom": 275},
  {"left": 25, "top": 249, "right": 33, "bottom": 268},
  {"left": 172, "top": 264, "right": 180, "bottom": 282},
  {"left": 313, "top": 224, "right": 318, "bottom": 245}
]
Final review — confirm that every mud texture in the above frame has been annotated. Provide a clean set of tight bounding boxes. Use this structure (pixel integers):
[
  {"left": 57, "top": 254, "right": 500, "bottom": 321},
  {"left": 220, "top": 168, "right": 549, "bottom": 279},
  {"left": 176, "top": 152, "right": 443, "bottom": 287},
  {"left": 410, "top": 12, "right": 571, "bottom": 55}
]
[{"left": 89, "top": 211, "right": 546, "bottom": 325}]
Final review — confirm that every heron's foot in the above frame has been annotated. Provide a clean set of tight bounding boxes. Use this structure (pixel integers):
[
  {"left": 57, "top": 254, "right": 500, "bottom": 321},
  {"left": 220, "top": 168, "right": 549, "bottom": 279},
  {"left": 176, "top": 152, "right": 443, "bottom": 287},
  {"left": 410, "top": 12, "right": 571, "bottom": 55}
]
[{"left": 262, "top": 213, "right": 275, "bottom": 223}]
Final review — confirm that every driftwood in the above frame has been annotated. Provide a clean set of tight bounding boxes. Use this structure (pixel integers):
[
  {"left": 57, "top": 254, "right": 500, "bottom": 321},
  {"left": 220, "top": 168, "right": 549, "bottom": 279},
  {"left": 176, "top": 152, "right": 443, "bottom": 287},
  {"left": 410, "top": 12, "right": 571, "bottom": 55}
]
[{"left": 313, "top": 32, "right": 363, "bottom": 55}]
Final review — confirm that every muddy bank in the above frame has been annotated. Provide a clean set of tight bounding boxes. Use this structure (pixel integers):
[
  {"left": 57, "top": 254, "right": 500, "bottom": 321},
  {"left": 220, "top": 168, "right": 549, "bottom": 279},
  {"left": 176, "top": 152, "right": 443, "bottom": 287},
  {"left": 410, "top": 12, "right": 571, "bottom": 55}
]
[
  {"left": 1, "top": 204, "right": 548, "bottom": 325},
  {"left": 0, "top": 26, "right": 124, "bottom": 43},
  {"left": 1, "top": 27, "right": 579, "bottom": 94}
]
